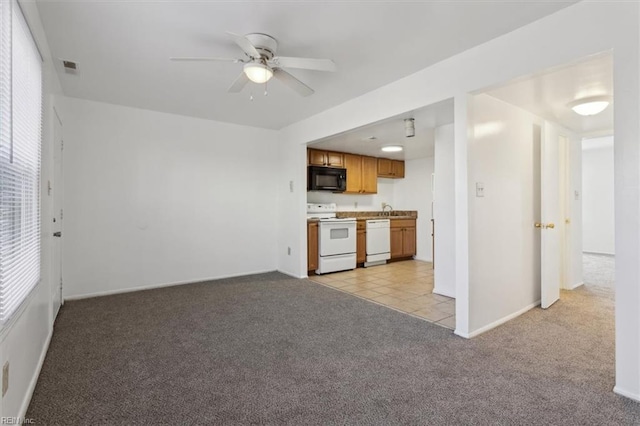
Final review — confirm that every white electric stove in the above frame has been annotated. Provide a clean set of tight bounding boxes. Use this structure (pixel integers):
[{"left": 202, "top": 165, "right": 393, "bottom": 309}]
[{"left": 307, "top": 203, "right": 357, "bottom": 274}]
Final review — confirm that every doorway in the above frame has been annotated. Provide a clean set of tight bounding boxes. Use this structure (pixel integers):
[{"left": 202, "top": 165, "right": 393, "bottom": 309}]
[{"left": 51, "top": 108, "right": 64, "bottom": 320}]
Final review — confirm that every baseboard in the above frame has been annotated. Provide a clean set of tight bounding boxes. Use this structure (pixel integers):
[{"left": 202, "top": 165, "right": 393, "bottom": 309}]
[
  {"left": 583, "top": 251, "right": 615, "bottom": 256},
  {"left": 614, "top": 386, "right": 640, "bottom": 402},
  {"left": 18, "top": 327, "right": 53, "bottom": 420},
  {"left": 414, "top": 256, "right": 433, "bottom": 263},
  {"left": 433, "top": 286, "right": 455, "bottom": 298},
  {"left": 463, "top": 300, "right": 540, "bottom": 338},
  {"left": 569, "top": 281, "right": 584, "bottom": 290},
  {"left": 64, "top": 269, "right": 278, "bottom": 301},
  {"left": 278, "top": 269, "right": 306, "bottom": 279}
]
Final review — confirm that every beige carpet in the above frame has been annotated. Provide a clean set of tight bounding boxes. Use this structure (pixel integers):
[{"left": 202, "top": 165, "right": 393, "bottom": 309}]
[{"left": 26, "top": 272, "right": 639, "bottom": 425}]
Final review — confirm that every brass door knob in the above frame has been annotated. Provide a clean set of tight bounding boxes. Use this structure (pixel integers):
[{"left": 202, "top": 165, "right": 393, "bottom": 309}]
[
  {"left": 534, "top": 223, "right": 543, "bottom": 228},
  {"left": 546, "top": 223, "right": 555, "bottom": 229}
]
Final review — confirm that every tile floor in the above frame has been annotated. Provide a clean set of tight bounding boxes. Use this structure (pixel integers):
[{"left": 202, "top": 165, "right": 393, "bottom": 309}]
[{"left": 308, "top": 260, "right": 456, "bottom": 329}]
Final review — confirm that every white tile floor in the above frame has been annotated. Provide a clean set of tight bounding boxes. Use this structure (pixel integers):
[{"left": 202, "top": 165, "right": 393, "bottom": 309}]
[{"left": 309, "top": 260, "right": 456, "bottom": 329}]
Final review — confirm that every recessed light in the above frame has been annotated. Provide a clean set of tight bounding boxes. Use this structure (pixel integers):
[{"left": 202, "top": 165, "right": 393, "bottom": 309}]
[
  {"left": 381, "top": 145, "right": 403, "bottom": 152},
  {"left": 569, "top": 95, "right": 610, "bottom": 116}
]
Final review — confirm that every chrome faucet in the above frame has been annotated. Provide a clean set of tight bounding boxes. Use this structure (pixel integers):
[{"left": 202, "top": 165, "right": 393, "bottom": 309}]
[{"left": 382, "top": 203, "right": 393, "bottom": 216}]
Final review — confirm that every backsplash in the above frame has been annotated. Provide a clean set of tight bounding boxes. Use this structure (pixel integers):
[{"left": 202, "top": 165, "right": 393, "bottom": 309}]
[{"left": 336, "top": 210, "right": 418, "bottom": 219}]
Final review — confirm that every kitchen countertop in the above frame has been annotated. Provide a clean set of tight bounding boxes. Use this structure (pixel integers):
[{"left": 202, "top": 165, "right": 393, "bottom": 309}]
[{"left": 307, "top": 210, "right": 417, "bottom": 222}]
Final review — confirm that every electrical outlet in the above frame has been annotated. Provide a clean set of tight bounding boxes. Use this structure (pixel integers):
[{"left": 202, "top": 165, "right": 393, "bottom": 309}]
[
  {"left": 2, "top": 361, "right": 9, "bottom": 397},
  {"left": 476, "top": 182, "right": 484, "bottom": 197},
  {"left": 289, "top": 181, "right": 294, "bottom": 193},
  {"left": 354, "top": 202, "right": 358, "bottom": 209},
  {"left": 287, "top": 247, "right": 291, "bottom": 256}
]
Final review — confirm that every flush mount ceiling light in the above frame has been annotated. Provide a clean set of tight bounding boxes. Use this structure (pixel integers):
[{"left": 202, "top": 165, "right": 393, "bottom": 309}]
[
  {"left": 569, "top": 95, "right": 610, "bottom": 116},
  {"left": 381, "top": 145, "right": 403, "bottom": 152},
  {"left": 243, "top": 62, "right": 273, "bottom": 83}
]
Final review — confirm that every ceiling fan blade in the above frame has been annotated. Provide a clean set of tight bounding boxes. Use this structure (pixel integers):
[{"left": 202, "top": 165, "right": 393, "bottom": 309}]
[
  {"left": 271, "top": 56, "right": 337, "bottom": 72},
  {"left": 273, "top": 69, "right": 314, "bottom": 97},
  {"left": 170, "top": 56, "right": 241, "bottom": 62},
  {"left": 228, "top": 71, "right": 250, "bottom": 93},
  {"left": 226, "top": 31, "right": 260, "bottom": 59}
]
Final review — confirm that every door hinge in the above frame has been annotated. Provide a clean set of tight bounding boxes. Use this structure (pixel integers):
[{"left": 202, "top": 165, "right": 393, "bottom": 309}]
[
  {"left": 61, "top": 140, "right": 64, "bottom": 151},
  {"left": 60, "top": 209, "right": 63, "bottom": 220}
]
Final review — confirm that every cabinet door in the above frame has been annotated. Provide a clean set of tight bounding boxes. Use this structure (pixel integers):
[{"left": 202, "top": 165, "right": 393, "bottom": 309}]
[
  {"left": 361, "top": 156, "right": 378, "bottom": 194},
  {"left": 344, "top": 153, "right": 363, "bottom": 193},
  {"left": 403, "top": 227, "right": 416, "bottom": 257},
  {"left": 377, "top": 158, "right": 393, "bottom": 177},
  {"left": 390, "top": 227, "right": 404, "bottom": 259},
  {"left": 392, "top": 161, "right": 405, "bottom": 178},
  {"left": 308, "top": 222, "right": 319, "bottom": 271},
  {"left": 326, "top": 151, "right": 344, "bottom": 168},
  {"left": 357, "top": 229, "right": 366, "bottom": 263},
  {"left": 308, "top": 149, "right": 326, "bottom": 166}
]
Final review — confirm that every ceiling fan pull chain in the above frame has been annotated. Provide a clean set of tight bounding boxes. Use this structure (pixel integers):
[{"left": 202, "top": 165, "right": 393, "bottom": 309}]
[{"left": 264, "top": 80, "right": 268, "bottom": 96}]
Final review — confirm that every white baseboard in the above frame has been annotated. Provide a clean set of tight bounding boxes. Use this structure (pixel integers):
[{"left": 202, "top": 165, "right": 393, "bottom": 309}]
[
  {"left": 414, "top": 256, "right": 433, "bottom": 263},
  {"left": 461, "top": 300, "right": 540, "bottom": 338},
  {"left": 583, "top": 251, "right": 615, "bottom": 256},
  {"left": 64, "top": 269, "right": 277, "bottom": 301},
  {"left": 614, "top": 386, "right": 640, "bottom": 402},
  {"left": 433, "top": 286, "right": 455, "bottom": 298},
  {"left": 278, "top": 269, "right": 306, "bottom": 279},
  {"left": 18, "top": 327, "right": 53, "bottom": 420},
  {"left": 569, "top": 281, "right": 584, "bottom": 290}
]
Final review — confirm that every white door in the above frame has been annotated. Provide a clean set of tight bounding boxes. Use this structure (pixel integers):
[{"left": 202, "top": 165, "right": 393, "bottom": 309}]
[
  {"left": 540, "top": 123, "right": 562, "bottom": 309},
  {"left": 51, "top": 111, "right": 63, "bottom": 319}
]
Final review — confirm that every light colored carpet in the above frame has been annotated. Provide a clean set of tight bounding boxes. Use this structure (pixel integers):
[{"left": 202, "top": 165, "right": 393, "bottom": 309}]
[
  {"left": 27, "top": 272, "right": 639, "bottom": 425},
  {"left": 583, "top": 252, "right": 615, "bottom": 290}
]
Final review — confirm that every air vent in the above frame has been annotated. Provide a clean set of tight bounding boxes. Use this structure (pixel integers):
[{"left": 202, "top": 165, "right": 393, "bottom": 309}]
[{"left": 61, "top": 59, "right": 78, "bottom": 74}]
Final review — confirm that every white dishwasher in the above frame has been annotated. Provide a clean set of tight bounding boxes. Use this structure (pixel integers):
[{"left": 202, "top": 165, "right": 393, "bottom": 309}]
[{"left": 365, "top": 219, "right": 391, "bottom": 267}]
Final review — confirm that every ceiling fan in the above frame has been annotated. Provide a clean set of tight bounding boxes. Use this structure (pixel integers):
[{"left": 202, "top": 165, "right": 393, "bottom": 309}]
[{"left": 170, "top": 32, "right": 337, "bottom": 97}]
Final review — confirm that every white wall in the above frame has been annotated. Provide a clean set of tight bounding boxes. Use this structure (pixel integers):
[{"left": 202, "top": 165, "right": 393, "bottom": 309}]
[
  {"left": 0, "top": 0, "right": 62, "bottom": 420},
  {"left": 582, "top": 137, "right": 615, "bottom": 255},
  {"left": 432, "top": 124, "right": 455, "bottom": 296},
  {"left": 394, "top": 156, "right": 435, "bottom": 262},
  {"left": 306, "top": 178, "right": 395, "bottom": 211},
  {"left": 58, "top": 97, "right": 280, "bottom": 299}
]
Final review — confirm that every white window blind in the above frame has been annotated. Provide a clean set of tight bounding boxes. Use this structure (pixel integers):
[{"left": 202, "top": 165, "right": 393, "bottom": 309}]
[{"left": 0, "top": 0, "right": 42, "bottom": 322}]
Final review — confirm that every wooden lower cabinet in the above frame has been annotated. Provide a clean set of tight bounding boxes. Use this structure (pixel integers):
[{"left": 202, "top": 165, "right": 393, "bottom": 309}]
[
  {"left": 390, "top": 219, "right": 416, "bottom": 259},
  {"left": 357, "top": 220, "right": 366, "bottom": 263},
  {"left": 307, "top": 222, "right": 319, "bottom": 272}
]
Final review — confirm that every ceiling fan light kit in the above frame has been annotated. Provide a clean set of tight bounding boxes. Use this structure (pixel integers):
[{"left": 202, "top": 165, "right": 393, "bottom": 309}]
[
  {"left": 171, "top": 32, "right": 336, "bottom": 98},
  {"left": 244, "top": 62, "right": 273, "bottom": 83},
  {"left": 569, "top": 95, "right": 610, "bottom": 116}
]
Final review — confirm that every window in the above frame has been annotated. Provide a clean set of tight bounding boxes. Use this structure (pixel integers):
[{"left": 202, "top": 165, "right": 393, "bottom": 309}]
[{"left": 0, "top": 0, "right": 42, "bottom": 322}]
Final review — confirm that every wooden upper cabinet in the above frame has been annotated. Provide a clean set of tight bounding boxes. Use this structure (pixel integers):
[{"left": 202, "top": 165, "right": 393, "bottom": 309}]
[
  {"left": 344, "top": 154, "right": 377, "bottom": 194},
  {"left": 361, "top": 156, "right": 378, "bottom": 193},
  {"left": 344, "top": 154, "right": 363, "bottom": 193},
  {"left": 377, "top": 158, "right": 405, "bottom": 179},
  {"left": 308, "top": 149, "right": 344, "bottom": 168}
]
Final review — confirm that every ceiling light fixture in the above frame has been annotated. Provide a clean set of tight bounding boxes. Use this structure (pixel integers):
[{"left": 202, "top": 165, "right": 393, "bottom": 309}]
[
  {"left": 244, "top": 62, "right": 273, "bottom": 83},
  {"left": 569, "top": 95, "right": 610, "bottom": 116},
  {"left": 381, "top": 145, "right": 403, "bottom": 152}
]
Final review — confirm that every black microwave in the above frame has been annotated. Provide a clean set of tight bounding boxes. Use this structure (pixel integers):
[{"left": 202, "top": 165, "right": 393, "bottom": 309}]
[{"left": 308, "top": 166, "right": 347, "bottom": 192}]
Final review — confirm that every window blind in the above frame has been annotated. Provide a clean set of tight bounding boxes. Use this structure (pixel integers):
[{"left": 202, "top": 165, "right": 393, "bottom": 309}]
[{"left": 0, "top": 0, "right": 42, "bottom": 322}]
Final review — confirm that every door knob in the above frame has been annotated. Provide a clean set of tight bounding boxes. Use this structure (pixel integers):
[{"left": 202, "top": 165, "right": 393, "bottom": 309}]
[
  {"left": 546, "top": 223, "right": 555, "bottom": 229},
  {"left": 53, "top": 231, "right": 62, "bottom": 237},
  {"left": 534, "top": 223, "right": 543, "bottom": 228}
]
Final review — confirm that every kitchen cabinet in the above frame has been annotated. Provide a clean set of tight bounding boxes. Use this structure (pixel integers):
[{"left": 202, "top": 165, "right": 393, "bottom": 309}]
[
  {"left": 377, "top": 158, "right": 405, "bottom": 178},
  {"left": 344, "top": 154, "right": 377, "bottom": 194},
  {"left": 307, "top": 221, "right": 319, "bottom": 272},
  {"left": 390, "top": 219, "right": 416, "bottom": 259},
  {"left": 357, "top": 220, "right": 366, "bottom": 263},
  {"left": 308, "top": 149, "right": 344, "bottom": 168}
]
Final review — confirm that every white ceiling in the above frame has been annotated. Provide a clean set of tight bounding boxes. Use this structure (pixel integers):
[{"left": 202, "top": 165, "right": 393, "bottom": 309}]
[
  {"left": 309, "top": 99, "right": 454, "bottom": 161},
  {"left": 35, "top": 0, "right": 577, "bottom": 130},
  {"left": 484, "top": 52, "right": 613, "bottom": 137}
]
